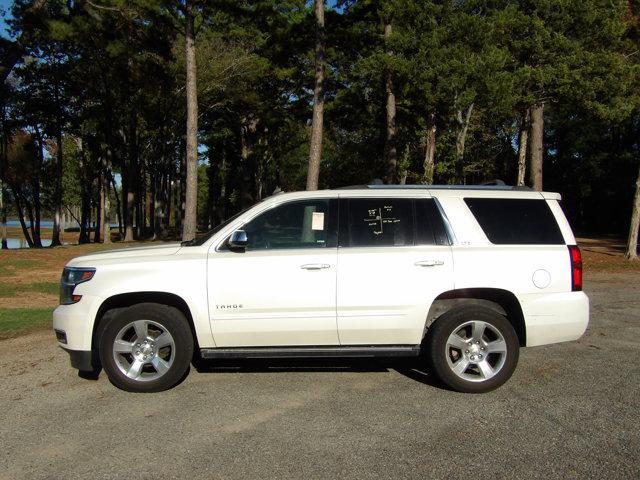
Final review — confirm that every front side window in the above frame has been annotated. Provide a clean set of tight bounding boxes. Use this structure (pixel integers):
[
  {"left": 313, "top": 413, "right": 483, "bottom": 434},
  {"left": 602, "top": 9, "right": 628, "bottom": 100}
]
[{"left": 242, "top": 199, "right": 336, "bottom": 251}]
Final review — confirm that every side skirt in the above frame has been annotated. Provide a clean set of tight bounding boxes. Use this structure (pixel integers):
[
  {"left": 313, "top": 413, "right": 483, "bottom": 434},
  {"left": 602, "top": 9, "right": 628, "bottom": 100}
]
[{"left": 200, "top": 345, "right": 421, "bottom": 359}]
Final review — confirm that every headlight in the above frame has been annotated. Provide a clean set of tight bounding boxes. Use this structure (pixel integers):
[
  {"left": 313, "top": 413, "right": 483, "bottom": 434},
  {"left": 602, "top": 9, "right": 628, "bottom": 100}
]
[{"left": 60, "top": 267, "right": 96, "bottom": 305}]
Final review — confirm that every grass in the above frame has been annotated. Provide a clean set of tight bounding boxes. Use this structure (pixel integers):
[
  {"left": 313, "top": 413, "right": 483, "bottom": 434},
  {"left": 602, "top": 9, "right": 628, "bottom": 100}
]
[
  {"left": 0, "top": 308, "right": 54, "bottom": 339},
  {"left": 0, "top": 282, "right": 59, "bottom": 298},
  {"left": 0, "top": 284, "right": 17, "bottom": 297},
  {"left": 25, "top": 282, "right": 60, "bottom": 295},
  {"left": 0, "top": 258, "right": 37, "bottom": 276}
]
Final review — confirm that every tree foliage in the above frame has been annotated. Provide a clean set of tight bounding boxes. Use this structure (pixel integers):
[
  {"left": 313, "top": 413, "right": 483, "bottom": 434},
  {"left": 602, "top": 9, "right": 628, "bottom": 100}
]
[{"left": 0, "top": 0, "right": 638, "bottom": 254}]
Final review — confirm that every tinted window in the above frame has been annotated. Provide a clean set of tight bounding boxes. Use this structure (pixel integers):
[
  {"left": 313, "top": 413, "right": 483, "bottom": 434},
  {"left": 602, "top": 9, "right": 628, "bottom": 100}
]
[
  {"left": 415, "top": 199, "right": 450, "bottom": 246},
  {"left": 464, "top": 198, "right": 564, "bottom": 245},
  {"left": 346, "top": 199, "right": 414, "bottom": 247},
  {"left": 242, "top": 200, "right": 336, "bottom": 250}
]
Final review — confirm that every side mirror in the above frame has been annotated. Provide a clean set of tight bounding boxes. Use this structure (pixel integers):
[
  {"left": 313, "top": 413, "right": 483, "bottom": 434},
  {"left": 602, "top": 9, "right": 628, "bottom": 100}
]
[{"left": 228, "top": 230, "right": 248, "bottom": 251}]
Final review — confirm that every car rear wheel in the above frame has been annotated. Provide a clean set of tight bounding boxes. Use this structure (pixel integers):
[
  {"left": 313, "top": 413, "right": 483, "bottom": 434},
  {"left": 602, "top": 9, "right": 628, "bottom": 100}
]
[
  {"left": 98, "top": 303, "right": 194, "bottom": 393},
  {"left": 425, "top": 305, "right": 519, "bottom": 393}
]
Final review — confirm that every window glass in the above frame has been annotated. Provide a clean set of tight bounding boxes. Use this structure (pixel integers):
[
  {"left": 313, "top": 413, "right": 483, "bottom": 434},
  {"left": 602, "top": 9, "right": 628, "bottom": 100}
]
[
  {"left": 464, "top": 198, "right": 564, "bottom": 245},
  {"left": 242, "top": 200, "right": 333, "bottom": 250},
  {"left": 415, "top": 199, "right": 449, "bottom": 246},
  {"left": 347, "top": 198, "right": 414, "bottom": 247}
]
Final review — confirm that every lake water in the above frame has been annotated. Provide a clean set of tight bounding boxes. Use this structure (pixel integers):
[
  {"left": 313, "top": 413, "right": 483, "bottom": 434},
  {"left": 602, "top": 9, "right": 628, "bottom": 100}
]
[
  {"left": 7, "top": 220, "right": 60, "bottom": 228},
  {"left": 4, "top": 238, "right": 54, "bottom": 249},
  {"left": 3, "top": 219, "right": 118, "bottom": 249}
]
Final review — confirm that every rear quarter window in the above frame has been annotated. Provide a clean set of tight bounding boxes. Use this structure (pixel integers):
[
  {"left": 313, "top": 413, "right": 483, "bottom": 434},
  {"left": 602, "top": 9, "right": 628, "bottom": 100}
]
[{"left": 464, "top": 198, "right": 564, "bottom": 245}]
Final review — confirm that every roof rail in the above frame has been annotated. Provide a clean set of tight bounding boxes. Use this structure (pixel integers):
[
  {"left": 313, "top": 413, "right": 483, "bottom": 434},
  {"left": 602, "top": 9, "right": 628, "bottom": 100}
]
[{"left": 336, "top": 183, "right": 531, "bottom": 191}]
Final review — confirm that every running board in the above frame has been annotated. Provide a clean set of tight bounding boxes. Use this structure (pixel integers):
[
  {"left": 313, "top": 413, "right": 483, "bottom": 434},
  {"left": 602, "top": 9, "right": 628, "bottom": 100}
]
[{"left": 200, "top": 345, "right": 421, "bottom": 359}]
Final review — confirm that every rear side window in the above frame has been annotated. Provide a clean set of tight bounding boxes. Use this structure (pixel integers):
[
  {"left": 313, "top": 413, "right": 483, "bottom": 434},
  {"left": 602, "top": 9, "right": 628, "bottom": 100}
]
[
  {"left": 464, "top": 198, "right": 564, "bottom": 245},
  {"left": 346, "top": 198, "right": 414, "bottom": 247},
  {"left": 340, "top": 198, "right": 450, "bottom": 247}
]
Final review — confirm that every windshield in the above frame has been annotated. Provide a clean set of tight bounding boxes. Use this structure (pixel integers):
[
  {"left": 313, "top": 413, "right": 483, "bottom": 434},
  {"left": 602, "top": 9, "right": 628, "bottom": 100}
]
[{"left": 182, "top": 208, "right": 249, "bottom": 247}]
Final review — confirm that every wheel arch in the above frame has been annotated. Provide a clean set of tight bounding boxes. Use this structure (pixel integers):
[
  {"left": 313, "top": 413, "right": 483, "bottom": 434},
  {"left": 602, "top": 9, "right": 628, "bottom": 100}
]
[
  {"left": 426, "top": 288, "right": 526, "bottom": 346},
  {"left": 93, "top": 292, "right": 199, "bottom": 355}
]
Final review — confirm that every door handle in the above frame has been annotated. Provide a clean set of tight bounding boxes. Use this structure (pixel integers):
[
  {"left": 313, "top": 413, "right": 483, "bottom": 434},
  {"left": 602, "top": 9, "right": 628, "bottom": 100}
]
[
  {"left": 300, "top": 263, "right": 331, "bottom": 270},
  {"left": 415, "top": 260, "right": 445, "bottom": 267}
]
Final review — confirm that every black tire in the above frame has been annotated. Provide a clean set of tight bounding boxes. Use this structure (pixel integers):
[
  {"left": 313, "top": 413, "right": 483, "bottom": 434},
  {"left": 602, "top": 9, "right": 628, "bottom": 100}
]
[
  {"left": 425, "top": 305, "right": 519, "bottom": 393},
  {"left": 98, "top": 303, "right": 194, "bottom": 393}
]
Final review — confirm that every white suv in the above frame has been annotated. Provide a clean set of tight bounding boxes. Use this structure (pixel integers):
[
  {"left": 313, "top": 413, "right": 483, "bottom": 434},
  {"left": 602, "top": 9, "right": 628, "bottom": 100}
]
[{"left": 53, "top": 185, "right": 589, "bottom": 393}]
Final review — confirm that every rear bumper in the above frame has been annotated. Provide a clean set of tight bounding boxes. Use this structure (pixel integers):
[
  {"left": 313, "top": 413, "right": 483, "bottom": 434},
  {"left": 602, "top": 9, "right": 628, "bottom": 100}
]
[{"left": 521, "top": 291, "right": 590, "bottom": 347}]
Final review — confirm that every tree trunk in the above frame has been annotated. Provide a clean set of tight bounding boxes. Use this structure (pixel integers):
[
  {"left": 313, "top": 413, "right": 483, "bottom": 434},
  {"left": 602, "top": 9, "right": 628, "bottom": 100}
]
[
  {"left": 25, "top": 190, "right": 37, "bottom": 247},
  {"left": 0, "top": 180, "right": 6, "bottom": 249},
  {"left": 110, "top": 174, "right": 122, "bottom": 238},
  {"left": 10, "top": 185, "right": 34, "bottom": 248},
  {"left": 94, "top": 175, "right": 103, "bottom": 243},
  {"left": 79, "top": 185, "right": 90, "bottom": 244},
  {"left": 124, "top": 113, "right": 137, "bottom": 241},
  {"left": 529, "top": 102, "right": 544, "bottom": 191},
  {"left": 398, "top": 145, "right": 410, "bottom": 185},
  {"left": 455, "top": 103, "right": 474, "bottom": 184},
  {"left": 32, "top": 125, "right": 45, "bottom": 247},
  {"left": 152, "top": 169, "right": 159, "bottom": 240},
  {"left": 163, "top": 170, "right": 171, "bottom": 235},
  {"left": 178, "top": 145, "right": 186, "bottom": 231},
  {"left": 103, "top": 156, "right": 111, "bottom": 244},
  {"left": 625, "top": 162, "right": 640, "bottom": 260},
  {"left": 383, "top": 20, "right": 397, "bottom": 184},
  {"left": 422, "top": 111, "right": 436, "bottom": 184},
  {"left": 306, "top": 0, "right": 325, "bottom": 191},
  {"left": 182, "top": 2, "right": 199, "bottom": 242},
  {"left": 517, "top": 109, "right": 530, "bottom": 187},
  {"left": 240, "top": 116, "right": 258, "bottom": 209},
  {"left": 51, "top": 128, "right": 63, "bottom": 247}
]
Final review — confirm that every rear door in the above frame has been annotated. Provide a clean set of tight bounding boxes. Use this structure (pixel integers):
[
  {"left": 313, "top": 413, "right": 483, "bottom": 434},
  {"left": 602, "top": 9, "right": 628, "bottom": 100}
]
[{"left": 336, "top": 195, "right": 454, "bottom": 345}]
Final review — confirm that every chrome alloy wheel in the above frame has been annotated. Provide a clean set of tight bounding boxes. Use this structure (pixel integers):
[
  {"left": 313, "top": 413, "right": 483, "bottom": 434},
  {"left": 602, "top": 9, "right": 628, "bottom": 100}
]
[
  {"left": 112, "top": 320, "right": 176, "bottom": 382},
  {"left": 445, "top": 320, "right": 508, "bottom": 382}
]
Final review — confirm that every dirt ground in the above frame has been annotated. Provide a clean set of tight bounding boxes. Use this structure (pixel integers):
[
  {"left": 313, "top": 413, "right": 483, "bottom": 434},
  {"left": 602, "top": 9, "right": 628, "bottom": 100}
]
[
  {"left": 578, "top": 237, "right": 640, "bottom": 272},
  {"left": 0, "top": 270, "right": 638, "bottom": 479}
]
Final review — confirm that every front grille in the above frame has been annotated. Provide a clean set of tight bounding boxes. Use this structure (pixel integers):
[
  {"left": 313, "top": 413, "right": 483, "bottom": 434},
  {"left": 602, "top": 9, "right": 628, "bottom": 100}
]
[{"left": 54, "top": 329, "right": 67, "bottom": 344}]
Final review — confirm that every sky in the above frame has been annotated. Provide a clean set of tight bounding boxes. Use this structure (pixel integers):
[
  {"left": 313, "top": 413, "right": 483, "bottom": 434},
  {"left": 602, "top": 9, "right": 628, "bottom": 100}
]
[{"left": 0, "top": 0, "right": 13, "bottom": 39}]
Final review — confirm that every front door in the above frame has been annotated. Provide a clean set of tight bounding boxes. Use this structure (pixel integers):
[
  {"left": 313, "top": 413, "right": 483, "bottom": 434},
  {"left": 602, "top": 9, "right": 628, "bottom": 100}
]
[
  {"left": 208, "top": 199, "right": 339, "bottom": 347},
  {"left": 336, "top": 196, "right": 454, "bottom": 345}
]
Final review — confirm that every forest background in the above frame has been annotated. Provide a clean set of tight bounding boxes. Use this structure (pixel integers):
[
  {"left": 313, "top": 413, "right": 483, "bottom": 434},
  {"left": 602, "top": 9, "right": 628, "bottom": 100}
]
[{"left": 0, "top": 0, "right": 639, "bottom": 258}]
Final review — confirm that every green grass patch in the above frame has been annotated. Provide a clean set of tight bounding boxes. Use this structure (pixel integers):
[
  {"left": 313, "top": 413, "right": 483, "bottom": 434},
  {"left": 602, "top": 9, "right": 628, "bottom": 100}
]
[
  {"left": 0, "top": 281, "right": 59, "bottom": 297},
  {"left": 26, "top": 282, "right": 59, "bottom": 295},
  {"left": 0, "top": 258, "right": 38, "bottom": 276},
  {"left": 0, "top": 308, "right": 54, "bottom": 337},
  {"left": 0, "top": 283, "right": 18, "bottom": 297}
]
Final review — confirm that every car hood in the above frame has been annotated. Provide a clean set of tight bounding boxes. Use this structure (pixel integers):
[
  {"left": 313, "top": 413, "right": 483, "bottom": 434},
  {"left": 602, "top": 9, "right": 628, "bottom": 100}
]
[{"left": 66, "top": 243, "right": 182, "bottom": 267}]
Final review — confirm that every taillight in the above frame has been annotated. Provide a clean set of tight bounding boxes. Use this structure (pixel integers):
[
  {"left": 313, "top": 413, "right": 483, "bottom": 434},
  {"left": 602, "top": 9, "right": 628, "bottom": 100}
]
[{"left": 568, "top": 245, "right": 582, "bottom": 291}]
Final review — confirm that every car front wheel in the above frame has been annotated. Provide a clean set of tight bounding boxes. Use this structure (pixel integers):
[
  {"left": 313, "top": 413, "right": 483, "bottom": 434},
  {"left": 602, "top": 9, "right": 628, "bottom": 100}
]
[{"left": 98, "top": 303, "right": 194, "bottom": 393}]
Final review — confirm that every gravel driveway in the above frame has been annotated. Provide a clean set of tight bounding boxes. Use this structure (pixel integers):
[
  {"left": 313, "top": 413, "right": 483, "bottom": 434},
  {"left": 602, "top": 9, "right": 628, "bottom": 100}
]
[{"left": 1, "top": 272, "right": 638, "bottom": 479}]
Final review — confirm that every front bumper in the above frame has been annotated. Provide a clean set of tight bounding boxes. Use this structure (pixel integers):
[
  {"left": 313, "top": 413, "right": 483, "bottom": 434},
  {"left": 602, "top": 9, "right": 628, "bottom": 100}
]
[
  {"left": 53, "top": 294, "right": 103, "bottom": 371},
  {"left": 61, "top": 348, "right": 95, "bottom": 371},
  {"left": 52, "top": 294, "right": 102, "bottom": 351}
]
